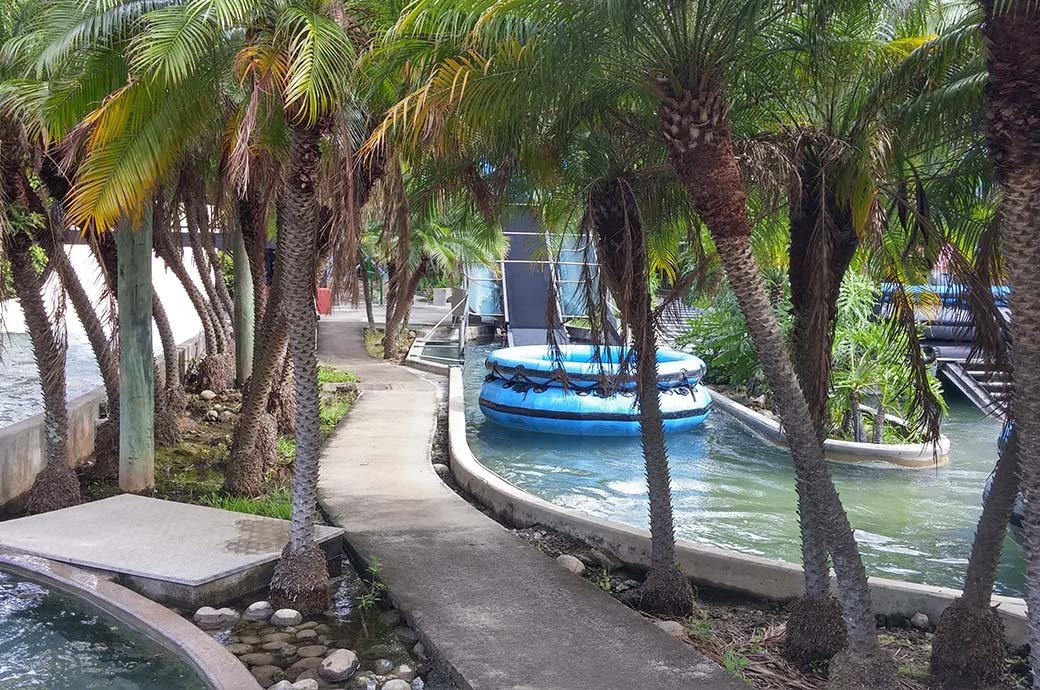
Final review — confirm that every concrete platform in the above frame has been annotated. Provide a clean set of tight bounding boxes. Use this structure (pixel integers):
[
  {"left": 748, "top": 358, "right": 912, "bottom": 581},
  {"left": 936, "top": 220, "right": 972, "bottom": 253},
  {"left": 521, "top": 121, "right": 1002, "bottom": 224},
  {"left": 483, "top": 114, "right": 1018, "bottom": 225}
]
[{"left": 0, "top": 494, "right": 343, "bottom": 608}]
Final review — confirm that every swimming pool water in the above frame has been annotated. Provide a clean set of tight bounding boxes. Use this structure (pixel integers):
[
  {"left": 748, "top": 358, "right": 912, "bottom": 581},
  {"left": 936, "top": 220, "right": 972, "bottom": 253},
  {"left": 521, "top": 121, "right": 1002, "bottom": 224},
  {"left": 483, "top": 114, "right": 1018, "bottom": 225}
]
[
  {"left": 464, "top": 342, "right": 1024, "bottom": 596},
  {"left": 0, "top": 569, "right": 208, "bottom": 690}
]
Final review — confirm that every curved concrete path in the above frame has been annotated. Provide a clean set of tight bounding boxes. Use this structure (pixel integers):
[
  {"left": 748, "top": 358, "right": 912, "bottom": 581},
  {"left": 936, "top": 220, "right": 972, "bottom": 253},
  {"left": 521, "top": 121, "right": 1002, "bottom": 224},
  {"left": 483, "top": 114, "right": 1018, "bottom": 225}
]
[{"left": 316, "top": 310, "right": 743, "bottom": 690}]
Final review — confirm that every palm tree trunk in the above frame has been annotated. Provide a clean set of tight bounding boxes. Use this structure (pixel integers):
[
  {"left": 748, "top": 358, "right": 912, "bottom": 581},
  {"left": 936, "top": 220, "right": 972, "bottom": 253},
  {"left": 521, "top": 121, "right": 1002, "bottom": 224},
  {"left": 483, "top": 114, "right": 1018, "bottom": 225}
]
[
  {"left": 788, "top": 153, "right": 858, "bottom": 432},
  {"left": 269, "top": 350, "right": 296, "bottom": 435},
  {"left": 153, "top": 292, "right": 184, "bottom": 447},
  {"left": 1002, "top": 174, "right": 1040, "bottom": 689},
  {"left": 32, "top": 212, "right": 122, "bottom": 478},
  {"left": 226, "top": 315, "right": 287, "bottom": 495},
  {"left": 154, "top": 228, "right": 218, "bottom": 355},
  {"left": 185, "top": 221, "right": 231, "bottom": 349},
  {"left": 931, "top": 425, "right": 1018, "bottom": 685},
  {"left": 850, "top": 391, "right": 865, "bottom": 443},
  {"left": 589, "top": 178, "right": 693, "bottom": 615},
  {"left": 239, "top": 194, "right": 269, "bottom": 368},
  {"left": 7, "top": 232, "right": 81, "bottom": 514},
  {"left": 361, "top": 258, "right": 376, "bottom": 330},
  {"left": 382, "top": 262, "right": 403, "bottom": 359},
  {"left": 227, "top": 216, "right": 289, "bottom": 495},
  {"left": 783, "top": 159, "right": 858, "bottom": 664},
  {"left": 872, "top": 405, "right": 884, "bottom": 445},
  {"left": 269, "top": 124, "right": 330, "bottom": 615},
  {"left": 659, "top": 85, "right": 887, "bottom": 680},
  {"left": 192, "top": 198, "right": 235, "bottom": 326},
  {"left": 977, "top": 8, "right": 1040, "bottom": 686},
  {"left": 154, "top": 227, "right": 232, "bottom": 392},
  {"left": 184, "top": 203, "right": 231, "bottom": 329}
]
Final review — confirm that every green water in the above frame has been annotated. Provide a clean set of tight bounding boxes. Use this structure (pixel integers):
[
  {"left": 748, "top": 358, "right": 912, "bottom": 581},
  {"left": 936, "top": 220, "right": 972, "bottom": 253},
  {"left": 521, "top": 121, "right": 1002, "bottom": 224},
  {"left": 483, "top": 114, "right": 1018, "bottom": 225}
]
[
  {"left": 0, "top": 570, "right": 208, "bottom": 690},
  {"left": 464, "top": 343, "right": 1024, "bottom": 596}
]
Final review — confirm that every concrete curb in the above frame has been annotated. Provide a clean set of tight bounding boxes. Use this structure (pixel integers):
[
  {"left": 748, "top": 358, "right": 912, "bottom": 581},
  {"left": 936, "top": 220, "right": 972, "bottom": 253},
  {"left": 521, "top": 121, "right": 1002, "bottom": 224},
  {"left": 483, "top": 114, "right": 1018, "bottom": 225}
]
[
  {"left": 446, "top": 367, "right": 1028, "bottom": 644},
  {"left": 0, "top": 549, "right": 261, "bottom": 690},
  {"left": 708, "top": 388, "right": 951, "bottom": 468}
]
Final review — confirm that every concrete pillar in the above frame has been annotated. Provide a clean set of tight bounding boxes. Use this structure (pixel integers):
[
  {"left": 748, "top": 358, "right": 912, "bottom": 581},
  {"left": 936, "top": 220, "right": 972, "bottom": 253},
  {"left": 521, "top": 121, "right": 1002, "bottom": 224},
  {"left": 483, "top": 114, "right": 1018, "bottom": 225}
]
[
  {"left": 117, "top": 211, "right": 155, "bottom": 493},
  {"left": 232, "top": 221, "right": 254, "bottom": 385}
]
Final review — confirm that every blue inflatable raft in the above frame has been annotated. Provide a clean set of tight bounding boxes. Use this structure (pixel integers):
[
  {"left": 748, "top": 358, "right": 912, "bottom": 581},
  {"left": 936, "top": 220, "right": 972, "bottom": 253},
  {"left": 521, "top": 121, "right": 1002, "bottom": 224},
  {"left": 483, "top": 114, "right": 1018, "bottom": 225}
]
[{"left": 479, "top": 345, "right": 712, "bottom": 436}]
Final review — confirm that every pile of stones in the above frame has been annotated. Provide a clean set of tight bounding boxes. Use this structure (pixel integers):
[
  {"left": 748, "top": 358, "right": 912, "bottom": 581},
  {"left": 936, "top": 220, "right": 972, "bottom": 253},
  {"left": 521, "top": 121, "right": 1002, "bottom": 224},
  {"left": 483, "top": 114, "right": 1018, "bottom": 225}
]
[{"left": 193, "top": 601, "right": 423, "bottom": 689}]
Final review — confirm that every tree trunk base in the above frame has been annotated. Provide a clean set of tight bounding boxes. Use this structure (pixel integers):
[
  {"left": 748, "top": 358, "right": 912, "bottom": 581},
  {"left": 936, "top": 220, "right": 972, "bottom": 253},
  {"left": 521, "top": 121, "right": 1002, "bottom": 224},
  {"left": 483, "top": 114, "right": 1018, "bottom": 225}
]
[
  {"left": 269, "top": 543, "right": 331, "bottom": 616},
  {"left": 826, "top": 648, "right": 897, "bottom": 690},
  {"left": 91, "top": 419, "right": 120, "bottom": 480},
  {"left": 226, "top": 412, "right": 277, "bottom": 496},
  {"left": 782, "top": 595, "right": 848, "bottom": 668},
  {"left": 198, "top": 352, "right": 234, "bottom": 394},
  {"left": 155, "top": 385, "right": 186, "bottom": 447},
  {"left": 627, "top": 565, "right": 695, "bottom": 617},
  {"left": 25, "top": 462, "right": 82, "bottom": 515},
  {"left": 930, "top": 599, "right": 1006, "bottom": 687}
]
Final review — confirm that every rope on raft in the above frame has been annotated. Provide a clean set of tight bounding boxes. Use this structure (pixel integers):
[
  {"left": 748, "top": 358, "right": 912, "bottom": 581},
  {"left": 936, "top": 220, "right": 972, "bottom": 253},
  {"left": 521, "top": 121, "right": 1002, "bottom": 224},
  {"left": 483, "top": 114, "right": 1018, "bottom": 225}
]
[{"left": 485, "top": 363, "right": 701, "bottom": 398}]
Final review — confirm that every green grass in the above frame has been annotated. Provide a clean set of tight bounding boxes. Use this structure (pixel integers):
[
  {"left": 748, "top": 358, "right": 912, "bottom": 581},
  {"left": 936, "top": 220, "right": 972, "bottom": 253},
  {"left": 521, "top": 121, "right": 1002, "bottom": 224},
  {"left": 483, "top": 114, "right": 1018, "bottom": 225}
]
[
  {"left": 318, "top": 365, "right": 358, "bottom": 384},
  {"left": 197, "top": 489, "right": 293, "bottom": 520},
  {"left": 153, "top": 441, "right": 226, "bottom": 500},
  {"left": 321, "top": 397, "right": 353, "bottom": 435},
  {"left": 276, "top": 436, "right": 296, "bottom": 463}
]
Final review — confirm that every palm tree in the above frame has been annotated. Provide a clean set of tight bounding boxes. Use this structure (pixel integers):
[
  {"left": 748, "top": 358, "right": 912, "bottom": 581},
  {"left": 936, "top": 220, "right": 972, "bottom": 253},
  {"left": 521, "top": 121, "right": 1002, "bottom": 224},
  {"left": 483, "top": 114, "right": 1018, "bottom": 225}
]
[
  {"left": 7, "top": 0, "right": 358, "bottom": 607},
  {"left": 585, "top": 173, "right": 696, "bottom": 614},
  {"left": 1, "top": 118, "right": 80, "bottom": 513},
  {"left": 972, "top": 2, "right": 1040, "bottom": 687},
  {"left": 860, "top": 10, "right": 1030, "bottom": 683},
  {"left": 747, "top": 3, "right": 955, "bottom": 662},
  {"left": 26, "top": 157, "right": 124, "bottom": 473},
  {"left": 371, "top": 156, "right": 506, "bottom": 359}
]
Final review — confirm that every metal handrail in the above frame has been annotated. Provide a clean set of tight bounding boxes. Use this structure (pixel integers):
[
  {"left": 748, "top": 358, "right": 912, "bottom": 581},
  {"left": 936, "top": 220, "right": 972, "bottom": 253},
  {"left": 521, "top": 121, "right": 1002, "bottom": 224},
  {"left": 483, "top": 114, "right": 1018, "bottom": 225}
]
[
  {"left": 458, "top": 292, "right": 469, "bottom": 359},
  {"left": 423, "top": 292, "right": 468, "bottom": 337}
]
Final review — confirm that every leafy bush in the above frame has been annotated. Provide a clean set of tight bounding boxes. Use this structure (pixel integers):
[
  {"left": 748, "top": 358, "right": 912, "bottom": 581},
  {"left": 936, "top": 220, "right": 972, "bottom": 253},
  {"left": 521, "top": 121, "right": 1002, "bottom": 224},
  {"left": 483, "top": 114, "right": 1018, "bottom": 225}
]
[
  {"left": 830, "top": 273, "right": 946, "bottom": 443},
  {"left": 676, "top": 289, "right": 791, "bottom": 392},
  {"left": 678, "top": 273, "right": 945, "bottom": 444}
]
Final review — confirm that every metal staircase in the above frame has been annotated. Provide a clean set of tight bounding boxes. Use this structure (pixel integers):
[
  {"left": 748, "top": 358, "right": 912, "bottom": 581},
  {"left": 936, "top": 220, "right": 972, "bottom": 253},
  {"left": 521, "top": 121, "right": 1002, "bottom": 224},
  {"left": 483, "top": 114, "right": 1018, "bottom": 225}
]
[{"left": 937, "top": 360, "right": 1010, "bottom": 418}]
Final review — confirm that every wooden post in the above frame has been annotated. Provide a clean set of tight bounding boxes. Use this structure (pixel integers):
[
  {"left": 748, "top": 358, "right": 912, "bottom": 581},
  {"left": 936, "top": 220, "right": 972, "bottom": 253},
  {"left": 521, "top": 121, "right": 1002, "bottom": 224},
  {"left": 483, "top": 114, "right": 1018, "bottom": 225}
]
[
  {"left": 233, "top": 218, "right": 255, "bottom": 384},
  {"left": 117, "top": 210, "right": 155, "bottom": 493}
]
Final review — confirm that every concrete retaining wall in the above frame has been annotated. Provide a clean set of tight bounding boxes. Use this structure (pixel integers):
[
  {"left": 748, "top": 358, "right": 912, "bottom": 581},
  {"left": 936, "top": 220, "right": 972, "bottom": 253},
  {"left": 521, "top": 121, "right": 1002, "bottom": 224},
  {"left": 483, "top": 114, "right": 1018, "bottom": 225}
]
[
  {"left": 446, "top": 368, "right": 1028, "bottom": 643},
  {"left": 709, "top": 388, "right": 951, "bottom": 468},
  {"left": 0, "top": 334, "right": 206, "bottom": 513}
]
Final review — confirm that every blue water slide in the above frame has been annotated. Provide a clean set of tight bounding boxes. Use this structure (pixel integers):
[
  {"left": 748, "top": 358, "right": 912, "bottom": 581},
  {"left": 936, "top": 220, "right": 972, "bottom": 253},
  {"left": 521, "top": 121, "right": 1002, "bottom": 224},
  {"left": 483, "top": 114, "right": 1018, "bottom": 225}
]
[{"left": 501, "top": 212, "right": 567, "bottom": 347}]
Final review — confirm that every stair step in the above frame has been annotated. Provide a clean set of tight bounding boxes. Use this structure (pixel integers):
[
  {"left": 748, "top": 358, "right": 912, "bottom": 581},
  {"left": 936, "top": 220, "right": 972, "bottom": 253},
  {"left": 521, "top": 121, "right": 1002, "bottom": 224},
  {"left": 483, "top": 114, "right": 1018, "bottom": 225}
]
[{"left": 966, "top": 371, "right": 1012, "bottom": 381}]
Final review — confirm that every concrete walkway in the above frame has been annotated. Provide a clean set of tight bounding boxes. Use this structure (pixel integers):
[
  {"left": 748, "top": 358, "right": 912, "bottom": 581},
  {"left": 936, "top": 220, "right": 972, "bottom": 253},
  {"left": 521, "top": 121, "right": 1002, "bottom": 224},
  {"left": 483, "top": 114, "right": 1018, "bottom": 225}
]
[{"left": 316, "top": 311, "right": 743, "bottom": 690}]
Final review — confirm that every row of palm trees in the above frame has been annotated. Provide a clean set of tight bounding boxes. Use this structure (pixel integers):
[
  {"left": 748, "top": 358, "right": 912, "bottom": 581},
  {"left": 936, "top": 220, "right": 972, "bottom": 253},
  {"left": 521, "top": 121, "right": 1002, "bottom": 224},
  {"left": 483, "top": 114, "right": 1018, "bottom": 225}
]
[{"left": 2, "top": 0, "right": 1039, "bottom": 688}]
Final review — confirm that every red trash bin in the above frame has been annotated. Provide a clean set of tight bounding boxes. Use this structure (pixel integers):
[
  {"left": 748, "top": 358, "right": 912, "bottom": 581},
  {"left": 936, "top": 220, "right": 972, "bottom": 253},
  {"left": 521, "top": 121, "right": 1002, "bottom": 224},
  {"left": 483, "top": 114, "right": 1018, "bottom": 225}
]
[{"left": 316, "top": 287, "right": 333, "bottom": 315}]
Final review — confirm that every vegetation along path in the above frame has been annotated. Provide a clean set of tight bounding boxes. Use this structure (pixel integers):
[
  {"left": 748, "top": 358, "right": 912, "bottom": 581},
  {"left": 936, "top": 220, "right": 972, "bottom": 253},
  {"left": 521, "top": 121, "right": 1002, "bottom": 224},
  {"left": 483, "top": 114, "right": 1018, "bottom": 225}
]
[{"left": 316, "top": 311, "right": 745, "bottom": 690}]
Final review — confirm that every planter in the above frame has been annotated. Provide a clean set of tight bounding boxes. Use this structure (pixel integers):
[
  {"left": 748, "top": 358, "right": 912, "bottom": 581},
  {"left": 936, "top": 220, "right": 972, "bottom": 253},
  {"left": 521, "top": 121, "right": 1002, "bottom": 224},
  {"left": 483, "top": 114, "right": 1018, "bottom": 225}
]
[{"left": 708, "top": 388, "right": 950, "bottom": 468}]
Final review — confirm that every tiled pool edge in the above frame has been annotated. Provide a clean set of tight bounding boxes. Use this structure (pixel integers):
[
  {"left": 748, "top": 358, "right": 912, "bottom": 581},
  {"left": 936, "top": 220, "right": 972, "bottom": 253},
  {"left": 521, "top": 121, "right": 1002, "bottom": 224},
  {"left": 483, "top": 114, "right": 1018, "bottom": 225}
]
[
  {"left": 0, "top": 549, "right": 261, "bottom": 690},
  {"left": 446, "top": 367, "right": 1029, "bottom": 644}
]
